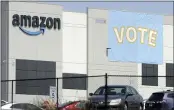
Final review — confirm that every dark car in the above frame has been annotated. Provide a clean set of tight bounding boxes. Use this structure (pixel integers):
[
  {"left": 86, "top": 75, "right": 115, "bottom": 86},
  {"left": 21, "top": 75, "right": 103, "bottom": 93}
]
[
  {"left": 145, "top": 90, "right": 174, "bottom": 110},
  {"left": 88, "top": 85, "right": 144, "bottom": 110}
]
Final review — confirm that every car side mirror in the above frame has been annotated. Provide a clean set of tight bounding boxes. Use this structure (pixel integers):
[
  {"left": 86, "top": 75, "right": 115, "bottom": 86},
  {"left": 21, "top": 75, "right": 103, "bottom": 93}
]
[{"left": 89, "top": 93, "right": 93, "bottom": 96}]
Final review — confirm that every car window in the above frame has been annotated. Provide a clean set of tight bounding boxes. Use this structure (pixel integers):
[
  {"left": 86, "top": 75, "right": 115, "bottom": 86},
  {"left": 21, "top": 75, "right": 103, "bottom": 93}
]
[
  {"left": 11, "top": 104, "right": 24, "bottom": 109},
  {"left": 148, "top": 93, "right": 164, "bottom": 101},
  {"left": 127, "top": 87, "right": 133, "bottom": 94},
  {"left": 25, "top": 104, "right": 42, "bottom": 110},
  {"left": 130, "top": 87, "right": 138, "bottom": 95},
  {"left": 94, "top": 87, "right": 105, "bottom": 95},
  {"left": 94, "top": 86, "right": 127, "bottom": 95},
  {"left": 167, "top": 93, "right": 174, "bottom": 98},
  {"left": 75, "top": 102, "right": 85, "bottom": 109}
]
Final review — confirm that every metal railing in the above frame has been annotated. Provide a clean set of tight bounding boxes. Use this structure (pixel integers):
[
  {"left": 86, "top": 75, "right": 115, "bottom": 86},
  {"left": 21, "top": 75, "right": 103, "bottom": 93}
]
[{"left": 1, "top": 74, "right": 174, "bottom": 110}]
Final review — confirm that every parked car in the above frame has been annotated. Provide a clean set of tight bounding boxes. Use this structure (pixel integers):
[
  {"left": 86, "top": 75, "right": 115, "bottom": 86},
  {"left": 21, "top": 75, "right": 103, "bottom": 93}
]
[
  {"left": 58, "top": 101, "right": 86, "bottom": 110},
  {"left": 1, "top": 100, "right": 8, "bottom": 106},
  {"left": 145, "top": 90, "right": 174, "bottom": 110},
  {"left": 1, "top": 103, "right": 43, "bottom": 110},
  {"left": 88, "top": 85, "right": 144, "bottom": 110}
]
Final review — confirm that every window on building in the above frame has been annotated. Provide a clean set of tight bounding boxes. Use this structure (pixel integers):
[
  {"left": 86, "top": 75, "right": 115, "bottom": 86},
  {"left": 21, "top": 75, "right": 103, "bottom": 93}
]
[
  {"left": 142, "top": 63, "right": 158, "bottom": 86},
  {"left": 63, "top": 73, "right": 87, "bottom": 90},
  {"left": 166, "top": 63, "right": 174, "bottom": 87},
  {"left": 16, "top": 59, "right": 56, "bottom": 95}
]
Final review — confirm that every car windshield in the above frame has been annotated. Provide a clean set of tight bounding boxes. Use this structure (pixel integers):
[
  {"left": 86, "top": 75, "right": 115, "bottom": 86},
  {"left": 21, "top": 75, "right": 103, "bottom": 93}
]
[
  {"left": 58, "top": 101, "right": 75, "bottom": 107},
  {"left": 148, "top": 93, "right": 164, "bottom": 101},
  {"left": 94, "top": 86, "right": 126, "bottom": 95},
  {"left": 167, "top": 93, "right": 174, "bottom": 98}
]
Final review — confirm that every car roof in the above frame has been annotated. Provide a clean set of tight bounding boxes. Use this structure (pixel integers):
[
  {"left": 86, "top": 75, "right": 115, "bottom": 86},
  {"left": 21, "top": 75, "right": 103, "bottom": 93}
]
[
  {"left": 152, "top": 90, "right": 174, "bottom": 94},
  {"left": 1, "top": 103, "right": 14, "bottom": 109},
  {"left": 1, "top": 103, "right": 42, "bottom": 110},
  {"left": 1, "top": 100, "right": 8, "bottom": 102},
  {"left": 99, "top": 85, "right": 131, "bottom": 88},
  {"left": 1, "top": 103, "right": 35, "bottom": 107},
  {"left": 1, "top": 108, "right": 23, "bottom": 110},
  {"left": 1, "top": 100, "right": 8, "bottom": 104}
]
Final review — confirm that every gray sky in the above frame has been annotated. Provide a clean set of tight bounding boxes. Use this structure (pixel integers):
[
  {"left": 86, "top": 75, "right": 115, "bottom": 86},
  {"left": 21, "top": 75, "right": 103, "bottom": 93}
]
[{"left": 45, "top": 2, "right": 173, "bottom": 15}]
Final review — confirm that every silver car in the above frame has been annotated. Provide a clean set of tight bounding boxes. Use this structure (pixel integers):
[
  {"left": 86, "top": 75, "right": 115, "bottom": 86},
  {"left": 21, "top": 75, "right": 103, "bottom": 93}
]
[
  {"left": 88, "top": 85, "right": 144, "bottom": 110},
  {"left": 1, "top": 103, "right": 43, "bottom": 110}
]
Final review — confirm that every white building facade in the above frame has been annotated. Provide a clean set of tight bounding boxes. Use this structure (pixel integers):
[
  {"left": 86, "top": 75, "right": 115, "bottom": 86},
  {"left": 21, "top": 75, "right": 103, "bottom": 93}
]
[
  {"left": 1, "top": 2, "right": 63, "bottom": 103},
  {"left": 87, "top": 8, "right": 173, "bottom": 100},
  {"left": 1, "top": 2, "right": 173, "bottom": 103}
]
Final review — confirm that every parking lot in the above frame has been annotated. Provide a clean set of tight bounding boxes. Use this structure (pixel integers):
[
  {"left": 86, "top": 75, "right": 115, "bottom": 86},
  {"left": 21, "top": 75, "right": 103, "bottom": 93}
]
[{"left": 1, "top": 74, "right": 174, "bottom": 110}]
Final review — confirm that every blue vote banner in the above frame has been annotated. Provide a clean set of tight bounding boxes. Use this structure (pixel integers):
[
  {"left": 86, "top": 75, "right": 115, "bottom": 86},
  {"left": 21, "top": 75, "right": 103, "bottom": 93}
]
[{"left": 108, "top": 11, "right": 163, "bottom": 64}]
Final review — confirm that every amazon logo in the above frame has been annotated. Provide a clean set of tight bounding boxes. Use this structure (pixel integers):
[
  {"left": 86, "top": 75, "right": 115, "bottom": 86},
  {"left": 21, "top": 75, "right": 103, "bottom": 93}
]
[{"left": 12, "top": 14, "right": 61, "bottom": 36}]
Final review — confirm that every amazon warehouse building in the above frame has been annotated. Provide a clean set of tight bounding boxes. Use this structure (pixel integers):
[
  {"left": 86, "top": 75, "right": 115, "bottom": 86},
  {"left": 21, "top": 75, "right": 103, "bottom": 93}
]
[{"left": 1, "top": 2, "right": 174, "bottom": 103}]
